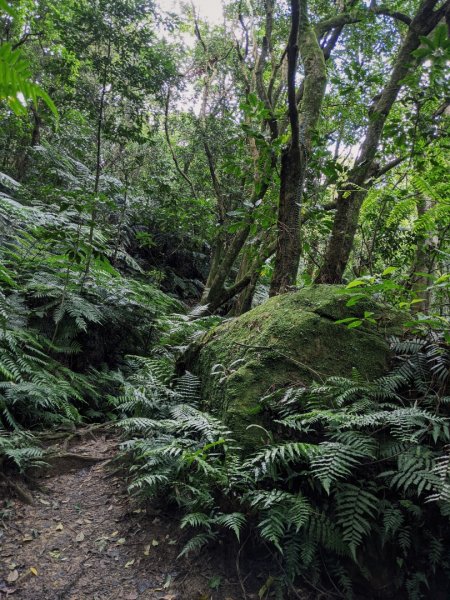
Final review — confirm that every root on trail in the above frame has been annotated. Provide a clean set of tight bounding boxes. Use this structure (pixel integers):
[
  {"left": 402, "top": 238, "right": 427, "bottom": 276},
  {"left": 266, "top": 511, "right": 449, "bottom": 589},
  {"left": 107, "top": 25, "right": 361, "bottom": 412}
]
[
  {"left": 0, "top": 472, "right": 34, "bottom": 505},
  {"left": 35, "top": 422, "right": 114, "bottom": 449}
]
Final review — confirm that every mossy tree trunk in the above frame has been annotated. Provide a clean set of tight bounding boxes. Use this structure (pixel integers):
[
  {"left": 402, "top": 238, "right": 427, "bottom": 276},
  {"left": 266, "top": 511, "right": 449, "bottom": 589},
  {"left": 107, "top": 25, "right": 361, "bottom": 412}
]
[
  {"left": 229, "top": 234, "right": 276, "bottom": 316},
  {"left": 270, "top": 0, "right": 326, "bottom": 295},
  {"left": 15, "top": 105, "right": 42, "bottom": 181},
  {"left": 409, "top": 195, "right": 436, "bottom": 312},
  {"left": 191, "top": 7, "right": 278, "bottom": 313}
]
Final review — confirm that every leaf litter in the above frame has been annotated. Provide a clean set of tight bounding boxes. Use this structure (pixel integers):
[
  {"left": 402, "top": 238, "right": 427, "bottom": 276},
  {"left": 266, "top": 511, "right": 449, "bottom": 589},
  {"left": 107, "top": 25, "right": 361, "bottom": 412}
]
[{"left": 0, "top": 431, "right": 278, "bottom": 599}]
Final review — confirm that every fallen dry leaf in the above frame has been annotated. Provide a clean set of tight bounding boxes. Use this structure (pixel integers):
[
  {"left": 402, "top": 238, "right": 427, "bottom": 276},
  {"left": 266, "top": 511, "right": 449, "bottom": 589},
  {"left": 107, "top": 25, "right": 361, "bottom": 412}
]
[{"left": 6, "top": 570, "right": 19, "bottom": 583}]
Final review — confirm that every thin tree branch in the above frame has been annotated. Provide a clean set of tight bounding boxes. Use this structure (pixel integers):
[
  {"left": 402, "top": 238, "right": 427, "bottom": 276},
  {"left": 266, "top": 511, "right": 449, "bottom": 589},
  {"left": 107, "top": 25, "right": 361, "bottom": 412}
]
[
  {"left": 12, "top": 32, "right": 43, "bottom": 50},
  {"left": 315, "top": 5, "right": 412, "bottom": 38},
  {"left": 164, "top": 89, "right": 198, "bottom": 199}
]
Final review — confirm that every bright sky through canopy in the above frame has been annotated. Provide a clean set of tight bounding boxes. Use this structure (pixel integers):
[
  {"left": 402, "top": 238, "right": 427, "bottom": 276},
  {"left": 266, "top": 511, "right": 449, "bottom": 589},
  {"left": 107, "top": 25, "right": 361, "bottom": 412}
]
[{"left": 164, "top": 0, "right": 224, "bottom": 23}]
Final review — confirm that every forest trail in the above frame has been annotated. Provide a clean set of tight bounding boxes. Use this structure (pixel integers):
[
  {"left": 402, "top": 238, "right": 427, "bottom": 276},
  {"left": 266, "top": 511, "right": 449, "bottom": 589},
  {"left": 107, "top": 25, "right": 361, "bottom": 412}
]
[{"left": 0, "top": 431, "right": 260, "bottom": 600}]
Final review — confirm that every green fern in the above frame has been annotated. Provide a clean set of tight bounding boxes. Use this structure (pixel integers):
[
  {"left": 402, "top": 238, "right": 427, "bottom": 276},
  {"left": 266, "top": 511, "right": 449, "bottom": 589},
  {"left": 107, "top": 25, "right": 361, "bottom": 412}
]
[
  {"left": 335, "top": 484, "right": 379, "bottom": 559},
  {"left": 118, "top": 332, "right": 450, "bottom": 598}
]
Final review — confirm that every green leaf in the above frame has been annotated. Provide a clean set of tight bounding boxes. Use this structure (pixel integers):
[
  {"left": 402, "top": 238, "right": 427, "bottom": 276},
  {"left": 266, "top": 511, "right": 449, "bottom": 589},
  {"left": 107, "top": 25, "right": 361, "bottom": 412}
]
[
  {"left": 0, "top": 0, "right": 15, "bottom": 17},
  {"left": 418, "top": 36, "right": 435, "bottom": 50},
  {"left": 345, "top": 294, "right": 366, "bottom": 307},
  {"left": 433, "top": 24, "right": 448, "bottom": 49},
  {"left": 435, "top": 274, "right": 450, "bottom": 285},
  {"left": 346, "top": 280, "right": 366, "bottom": 289},
  {"left": 412, "top": 48, "right": 432, "bottom": 60}
]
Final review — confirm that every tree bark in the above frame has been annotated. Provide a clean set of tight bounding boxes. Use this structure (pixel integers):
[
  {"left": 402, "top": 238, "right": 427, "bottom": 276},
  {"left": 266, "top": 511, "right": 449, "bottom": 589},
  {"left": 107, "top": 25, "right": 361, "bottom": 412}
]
[
  {"left": 230, "top": 236, "right": 276, "bottom": 316},
  {"left": 409, "top": 195, "right": 435, "bottom": 312},
  {"left": 316, "top": 0, "right": 449, "bottom": 284},
  {"left": 80, "top": 34, "right": 112, "bottom": 288},
  {"left": 15, "top": 106, "right": 42, "bottom": 181},
  {"left": 200, "top": 225, "right": 250, "bottom": 312},
  {"left": 270, "top": 0, "right": 326, "bottom": 295}
]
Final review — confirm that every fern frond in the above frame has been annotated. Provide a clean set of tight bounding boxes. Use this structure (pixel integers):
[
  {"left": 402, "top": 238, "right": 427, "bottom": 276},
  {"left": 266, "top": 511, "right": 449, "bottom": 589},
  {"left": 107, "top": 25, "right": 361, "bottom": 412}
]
[{"left": 335, "top": 484, "right": 379, "bottom": 559}]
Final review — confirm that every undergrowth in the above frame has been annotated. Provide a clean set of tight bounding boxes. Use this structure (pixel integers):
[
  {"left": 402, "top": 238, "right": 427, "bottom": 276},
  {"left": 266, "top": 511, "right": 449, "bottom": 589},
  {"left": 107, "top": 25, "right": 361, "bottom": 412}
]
[
  {"left": 118, "top": 333, "right": 450, "bottom": 599},
  {"left": 0, "top": 166, "right": 179, "bottom": 473}
]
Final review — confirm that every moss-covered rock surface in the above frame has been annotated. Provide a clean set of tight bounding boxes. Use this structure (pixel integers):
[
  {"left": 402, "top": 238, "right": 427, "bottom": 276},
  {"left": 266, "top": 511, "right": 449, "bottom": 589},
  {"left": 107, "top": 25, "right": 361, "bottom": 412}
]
[{"left": 182, "top": 285, "right": 400, "bottom": 447}]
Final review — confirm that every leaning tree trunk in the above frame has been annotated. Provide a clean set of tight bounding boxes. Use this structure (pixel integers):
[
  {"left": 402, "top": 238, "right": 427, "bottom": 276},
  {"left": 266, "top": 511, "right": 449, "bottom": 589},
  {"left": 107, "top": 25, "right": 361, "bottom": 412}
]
[
  {"left": 228, "top": 250, "right": 259, "bottom": 316},
  {"left": 316, "top": 0, "right": 449, "bottom": 284},
  {"left": 200, "top": 225, "right": 251, "bottom": 313},
  {"left": 230, "top": 234, "right": 276, "bottom": 316}
]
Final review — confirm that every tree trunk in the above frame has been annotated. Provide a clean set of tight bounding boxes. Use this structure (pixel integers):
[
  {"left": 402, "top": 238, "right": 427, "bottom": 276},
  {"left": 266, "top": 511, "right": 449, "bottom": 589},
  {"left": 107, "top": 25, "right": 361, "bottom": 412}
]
[
  {"left": 270, "top": 0, "right": 326, "bottom": 295},
  {"left": 81, "top": 35, "right": 111, "bottom": 287},
  {"left": 409, "top": 195, "right": 435, "bottom": 312},
  {"left": 15, "top": 106, "right": 42, "bottom": 181},
  {"left": 200, "top": 225, "right": 251, "bottom": 312},
  {"left": 270, "top": 145, "right": 303, "bottom": 294},
  {"left": 229, "top": 236, "right": 276, "bottom": 316},
  {"left": 228, "top": 250, "right": 256, "bottom": 316},
  {"left": 316, "top": 0, "right": 448, "bottom": 284}
]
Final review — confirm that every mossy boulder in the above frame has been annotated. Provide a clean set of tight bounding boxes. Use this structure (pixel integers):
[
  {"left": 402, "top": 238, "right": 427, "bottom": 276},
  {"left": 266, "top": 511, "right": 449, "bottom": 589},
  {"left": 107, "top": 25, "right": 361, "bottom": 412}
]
[{"left": 181, "top": 285, "right": 400, "bottom": 448}]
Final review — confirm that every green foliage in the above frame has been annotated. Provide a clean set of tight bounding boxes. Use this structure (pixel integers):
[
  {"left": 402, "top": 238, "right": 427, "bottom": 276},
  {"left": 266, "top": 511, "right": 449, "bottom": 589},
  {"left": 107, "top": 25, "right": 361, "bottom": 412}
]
[
  {"left": 119, "top": 332, "right": 450, "bottom": 598},
  {"left": 0, "top": 289, "right": 91, "bottom": 429},
  {"left": 340, "top": 266, "right": 450, "bottom": 341},
  {"left": 0, "top": 1, "right": 448, "bottom": 597},
  {"left": 0, "top": 145, "right": 180, "bottom": 438},
  {"left": 0, "top": 42, "right": 57, "bottom": 117},
  {"left": 0, "top": 427, "right": 44, "bottom": 472}
]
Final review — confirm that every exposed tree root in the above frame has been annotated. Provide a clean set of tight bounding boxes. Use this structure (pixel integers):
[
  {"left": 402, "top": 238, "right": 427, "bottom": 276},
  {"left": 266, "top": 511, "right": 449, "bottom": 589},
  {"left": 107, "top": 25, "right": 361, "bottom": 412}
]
[
  {"left": 39, "top": 451, "right": 111, "bottom": 477},
  {"left": 45, "top": 452, "right": 109, "bottom": 463},
  {"left": 35, "top": 422, "right": 114, "bottom": 447},
  {"left": 0, "top": 472, "right": 34, "bottom": 505}
]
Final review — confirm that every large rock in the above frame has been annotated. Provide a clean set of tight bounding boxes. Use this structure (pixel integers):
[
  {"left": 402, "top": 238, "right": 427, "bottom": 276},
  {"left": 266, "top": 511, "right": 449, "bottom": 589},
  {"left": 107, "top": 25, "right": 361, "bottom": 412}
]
[{"left": 182, "top": 285, "right": 400, "bottom": 447}]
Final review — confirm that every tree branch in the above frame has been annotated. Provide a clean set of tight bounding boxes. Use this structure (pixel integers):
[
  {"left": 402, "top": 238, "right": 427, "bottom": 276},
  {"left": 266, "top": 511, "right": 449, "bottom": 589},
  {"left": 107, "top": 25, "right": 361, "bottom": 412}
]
[
  {"left": 371, "top": 7, "right": 411, "bottom": 26},
  {"left": 368, "top": 155, "right": 406, "bottom": 180},
  {"left": 300, "top": 201, "right": 337, "bottom": 224},
  {"left": 219, "top": 274, "right": 253, "bottom": 306},
  {"left": 315, "top": 4, "right": 412, "bottom": 38},
  {"left": 164, "top": 90, "right": 198, "bottom": 199},
  {"left": 12, "top": 32, "right": 43, "bottom": 50}
]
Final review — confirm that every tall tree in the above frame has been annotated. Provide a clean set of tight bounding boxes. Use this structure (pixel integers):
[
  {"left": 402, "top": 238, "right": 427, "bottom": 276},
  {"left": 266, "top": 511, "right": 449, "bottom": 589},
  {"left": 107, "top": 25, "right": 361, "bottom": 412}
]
[
  {"left": 316, "top": 0, "right": 450, "bottom": 284},
  {"left": 269, "top": 0, "right": 326, "bottom": 295}
]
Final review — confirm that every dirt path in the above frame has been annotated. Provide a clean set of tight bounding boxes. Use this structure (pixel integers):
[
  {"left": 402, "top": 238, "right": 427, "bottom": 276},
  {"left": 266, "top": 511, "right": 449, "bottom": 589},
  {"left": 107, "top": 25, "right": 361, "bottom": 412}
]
[{"left": 0, "top": 432, "right": 268, "bottom": 600}]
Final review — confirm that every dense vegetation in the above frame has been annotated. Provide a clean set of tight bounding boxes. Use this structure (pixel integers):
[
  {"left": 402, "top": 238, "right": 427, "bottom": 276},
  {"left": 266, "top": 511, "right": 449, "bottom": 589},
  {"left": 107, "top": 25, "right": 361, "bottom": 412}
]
[{"left": 0, "top": 0, "right": 449, "bottom": 598}]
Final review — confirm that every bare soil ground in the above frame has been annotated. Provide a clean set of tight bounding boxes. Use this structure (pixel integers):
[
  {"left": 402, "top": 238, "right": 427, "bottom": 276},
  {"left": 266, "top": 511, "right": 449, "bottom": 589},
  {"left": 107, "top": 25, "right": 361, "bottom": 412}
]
[{"left": 0, "top": 431, "right": 297, "bottom": 600}]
